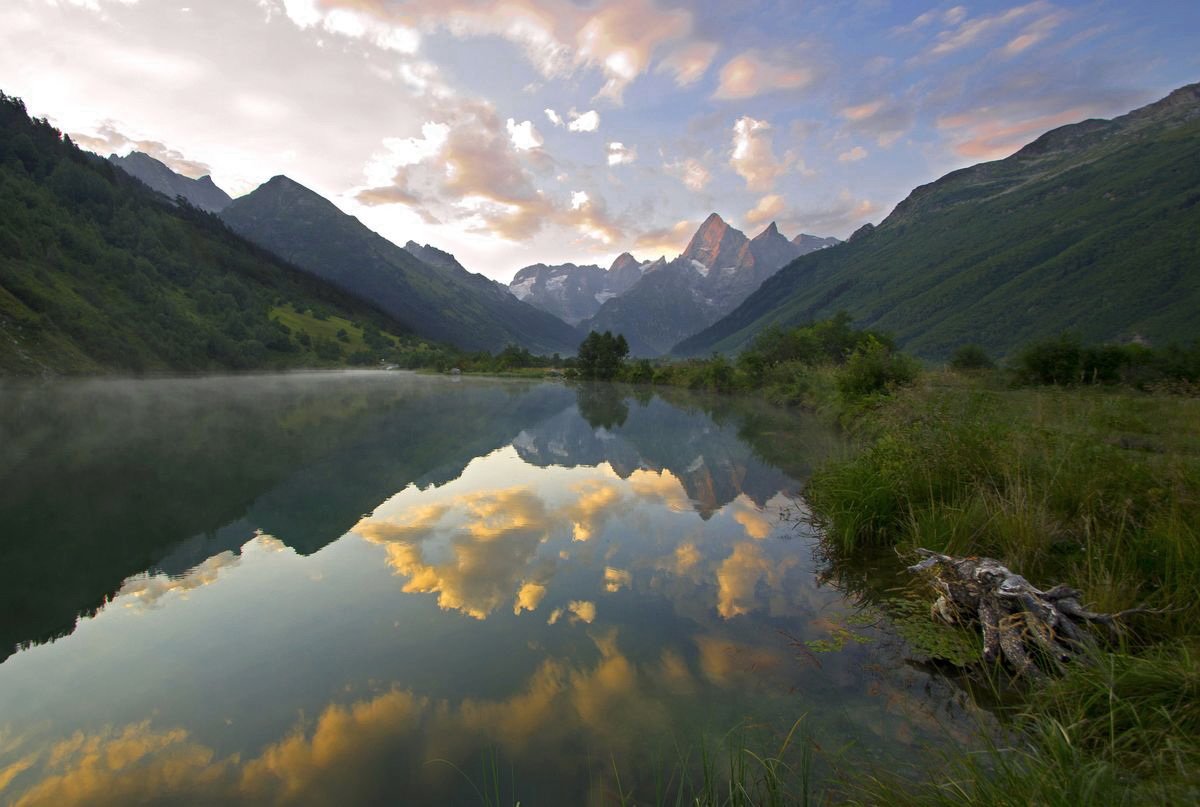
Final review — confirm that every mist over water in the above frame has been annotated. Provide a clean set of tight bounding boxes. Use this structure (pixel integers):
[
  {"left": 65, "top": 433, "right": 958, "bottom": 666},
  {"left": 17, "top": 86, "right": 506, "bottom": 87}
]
[{"left": 0, "top": 372, "right": 979, "bottom": 804}]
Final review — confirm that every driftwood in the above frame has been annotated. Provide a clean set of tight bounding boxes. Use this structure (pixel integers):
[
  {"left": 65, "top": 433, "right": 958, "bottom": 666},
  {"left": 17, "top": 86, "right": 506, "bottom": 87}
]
[{"left": 907, "top": 549, "right": 1147, "bottom": 679}]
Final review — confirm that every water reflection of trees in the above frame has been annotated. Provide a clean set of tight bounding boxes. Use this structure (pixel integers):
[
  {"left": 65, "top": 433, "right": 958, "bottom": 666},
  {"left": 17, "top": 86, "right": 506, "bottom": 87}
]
[{"left": 574, "top": 383, "right": 628, "bottom": 430}]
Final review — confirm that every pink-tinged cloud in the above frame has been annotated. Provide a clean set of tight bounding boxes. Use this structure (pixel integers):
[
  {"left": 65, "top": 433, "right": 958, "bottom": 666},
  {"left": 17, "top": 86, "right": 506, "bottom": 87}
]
[
  {"left": 632, "top": 219, "right": 695, "bottom": 256},
  {"left": 1000, "top": 10, "right": 1067, "bottom": 57},
  {"left": 273, "top": 0, "right": 699, "bottom": 104},
  {"left": 712, "top": 49, "right": 815, "bottom": 100},
  {"left": 68, "top": 120, "right": 212, "bottom": 177},
  {"left": 657, "top": 40, "right": 719, "bottom": 86},
  {"left": 840, "top": 99, "right": 912, "bottom": 147},
  {"left": 927, "top": 2, "right": 1049, "bottom": 58},
  {"left": 743, "top": 194, "right": 786, "bottom": 228},
  {"left": 937, "top": 105, "right": 1094, "bottom": 159}
]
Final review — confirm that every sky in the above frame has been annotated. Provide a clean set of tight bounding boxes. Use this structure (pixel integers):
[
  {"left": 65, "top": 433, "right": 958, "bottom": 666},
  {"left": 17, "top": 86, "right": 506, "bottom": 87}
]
[{"left": 2, "top": 1, "right": 1198, "bottom": 281}]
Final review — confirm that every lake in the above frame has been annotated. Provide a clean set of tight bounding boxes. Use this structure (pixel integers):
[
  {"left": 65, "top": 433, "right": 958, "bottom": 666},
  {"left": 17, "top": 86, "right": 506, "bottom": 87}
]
[{"left": 0, "top": 372, "right": 981, "bottom": 804}]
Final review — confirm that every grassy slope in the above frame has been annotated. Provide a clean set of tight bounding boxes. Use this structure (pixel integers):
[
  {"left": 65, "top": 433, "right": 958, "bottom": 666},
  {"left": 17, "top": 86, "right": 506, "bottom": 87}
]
[
  {"left": 0, "top": 92, "right": 432, "bottom": 375},
  {"left": 676, "top": 88, "right": 1200, "bottom": 360}
]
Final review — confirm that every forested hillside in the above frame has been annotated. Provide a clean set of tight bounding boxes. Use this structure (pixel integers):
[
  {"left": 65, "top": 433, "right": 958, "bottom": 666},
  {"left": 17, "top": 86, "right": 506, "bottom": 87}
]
[{"left": 0, "top": 92, "right": 427, "bottom": 375}]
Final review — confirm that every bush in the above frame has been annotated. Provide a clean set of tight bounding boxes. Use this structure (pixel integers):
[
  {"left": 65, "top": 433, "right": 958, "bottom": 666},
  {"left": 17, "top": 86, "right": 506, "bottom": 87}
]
[
  {"left": 836, "top": 336, "right": 919, "bottom": 402},
  {"left": 949, "top": 343, "right": 995, "bottom": 371}
]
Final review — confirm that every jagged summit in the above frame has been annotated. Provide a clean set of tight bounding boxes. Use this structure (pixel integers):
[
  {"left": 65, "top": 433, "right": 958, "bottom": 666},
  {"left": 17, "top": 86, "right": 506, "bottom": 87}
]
[
  {"left": 752, "top": 221, "right": 781, "bottom": 239},
  {"left": 681, "top": 211, "right": 747, "bottom": 272},
  {"left": 108, "top": 150, "right": 232, "bottom": 213},
  {"left": 608, "top": 252, "right": 640, "bottom": 274}
]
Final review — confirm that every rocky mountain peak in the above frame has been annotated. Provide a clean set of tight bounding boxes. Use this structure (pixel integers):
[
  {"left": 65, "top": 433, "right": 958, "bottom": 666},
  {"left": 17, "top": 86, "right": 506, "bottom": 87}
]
[
  {"left": 752, "top": 221, "right": 782, "bottom": 240},
  {"left": 681, "top": 212, "right": 748, "bottom": 270},
  {"left": 608, "top": 252, "right": 640, "bottom": 274}
]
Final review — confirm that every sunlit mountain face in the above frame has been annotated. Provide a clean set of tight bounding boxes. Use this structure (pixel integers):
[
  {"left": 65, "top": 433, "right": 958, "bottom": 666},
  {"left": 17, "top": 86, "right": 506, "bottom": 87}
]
[
  {"left": 3, "top": 1, "right": 1195, "bottom": 279},
  {"left": 0, "top": 373, "right": 984, "bottom": 803}
]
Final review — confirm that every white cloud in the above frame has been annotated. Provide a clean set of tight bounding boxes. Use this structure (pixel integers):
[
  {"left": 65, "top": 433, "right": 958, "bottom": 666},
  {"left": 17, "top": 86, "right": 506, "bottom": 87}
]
[
  {"left": 606, "top": 141, "right": 636, "bottom": 166},
  {"left": 663, "top": 157, "right": 711, "bottom": 191},
  {"left": 730, "top": 116, "right": 788, "bottom": 192},
  {"left": 544, "top": 108, "right": 564, "bottom": 127},
  {"left": 568, "top": 109, "right": 600, "bottom": 132},
  {"left": 506, "top": 118, "right": 544, "bottom": 151},
  {"left": 570, "top": 190, "right": 590, "bottom": 210},
  {"left": 362, "top": 122, "right": 450, "bottom": 186}
]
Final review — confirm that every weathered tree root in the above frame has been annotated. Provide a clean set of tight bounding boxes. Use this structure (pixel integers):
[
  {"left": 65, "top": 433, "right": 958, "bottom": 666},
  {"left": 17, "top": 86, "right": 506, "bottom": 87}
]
[{"left": 907, "top": 549, "right": 1150, "bottom": 679}]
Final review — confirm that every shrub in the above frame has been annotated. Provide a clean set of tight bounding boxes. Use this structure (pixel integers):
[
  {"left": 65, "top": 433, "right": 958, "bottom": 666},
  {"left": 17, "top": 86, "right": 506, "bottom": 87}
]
[
  {"left": 836, "top": 336, "right": 919, "bottom": 402},
  {"left": 949, "top": 343, "right": 995, "bottom": 371}
]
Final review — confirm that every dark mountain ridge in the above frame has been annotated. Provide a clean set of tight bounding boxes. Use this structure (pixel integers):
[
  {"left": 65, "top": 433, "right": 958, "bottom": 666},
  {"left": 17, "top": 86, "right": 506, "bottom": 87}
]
[
  {"left": 109, "top": 150, "right": 232, "bottom": 213},
  {"left": 0, "top": 91, "right": 418, "bottom": 375},
  {"left": 221, "top": 176, "right": 582, "bottom": 354}
]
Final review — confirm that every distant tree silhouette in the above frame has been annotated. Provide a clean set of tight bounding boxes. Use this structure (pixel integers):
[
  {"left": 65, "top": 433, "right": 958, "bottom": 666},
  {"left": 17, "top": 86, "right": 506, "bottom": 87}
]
[{"left": 576, "top": 330, "right": 629, "bottom": 380}]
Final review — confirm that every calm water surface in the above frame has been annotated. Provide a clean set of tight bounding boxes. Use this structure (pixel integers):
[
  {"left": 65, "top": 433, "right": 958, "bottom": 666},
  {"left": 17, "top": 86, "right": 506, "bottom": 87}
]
[{"left": 0, "top": 372, "right": 979, "bottom": 804}]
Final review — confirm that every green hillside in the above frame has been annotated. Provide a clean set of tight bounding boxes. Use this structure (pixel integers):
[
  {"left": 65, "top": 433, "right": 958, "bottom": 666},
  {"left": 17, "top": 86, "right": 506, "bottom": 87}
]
[
  {"left": 0, "top": 91, "right": 427, "bottom": 375},
  {"left": 675, "top": 83, "right": 1200, "bottom": 359},
  {"left": 221, "top": 177, "right": 582, "bottom": 355}
]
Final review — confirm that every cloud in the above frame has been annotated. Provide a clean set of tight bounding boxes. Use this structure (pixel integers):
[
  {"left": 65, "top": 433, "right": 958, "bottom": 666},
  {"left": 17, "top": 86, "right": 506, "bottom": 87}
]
[
  {"left": 729, "top": 498, "right": 773, "bottom": 540},
  {"left": 715, "top": 542, "right": 797, "bottom": 619},
  {"left": 605, "top": 141, "right": 636, "bottom": 166},
  {"left": 926, "top": 2, "right": 1048, "bottom": 58},
  {"left": 270, "top": 0, "right": 699, "bottom": 104},
  {"left": 730, "top": 116, "right": 789, "bottom": 192},
  {"left": 893, "top": 9, "right": 937, "bottom": 36},
  {"left": 662, "top": 157, "right": 711, "bottom": 191},
  {"left": 839, "top": 99, "right": 913, "bottom": 147},
  {"left": 68, "top": 121, "right": 213, "bottom": 178},
  {"left": 567, "top": 600, "right": 596, "bottom": 623},
  {"left": 1000, "top": 10, "right": 1067, "bottom": 57},
  {"left": 356, "top": 488, "right": 551, "bottom": 620},
  {"left": 712, "top": 49, "right": 816, "bottom": 100},
  {"left": 362, "top": 122, "right": 450, "bottom": 186},
  {"left": 603, "top": 567, "right": 632, "bottom": 593},
  {"left": 513, "top": 581, "right": 548, "bottom": 614},
  {"left": 944, "top": 5, "right": 968, "bottom": 25},
  {"left": 631, "top": 220, "right": 695, "bottom": 257},
  {"left": 743, "top": 194, "right": 786, "bottom": 228},
  {"left": 544, "top": 108, "right": 563, "bottom": 127},
  {"left": 657, "top": 40, "right": 719, "bottom": 86},
  {"left": 562, "top": 479, "right": 623, "bottom": 541},
  {"left": 837, "top": 145, "right": 868, "bottom": 162},
  {"left": 567, "top": 109, "right": 600, "bottom": 133},
  {"left": 506, "top": 118, "right": 544, "bottom": 151},
  {"left": 355, "top": 98, "right": 619, "bottom": 242},
  {"left": 936, "top": 104, "right": 1096, "bottom": 159},
  {"left": 783, "top": 191, "right": 879, "bottom": 237}
]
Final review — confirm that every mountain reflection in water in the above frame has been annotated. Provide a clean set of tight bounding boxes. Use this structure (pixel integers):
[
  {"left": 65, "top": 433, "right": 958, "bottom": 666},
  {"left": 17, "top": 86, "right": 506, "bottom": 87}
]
[{"left": 0, "top": 373, "right": 979, "bottom": 805}]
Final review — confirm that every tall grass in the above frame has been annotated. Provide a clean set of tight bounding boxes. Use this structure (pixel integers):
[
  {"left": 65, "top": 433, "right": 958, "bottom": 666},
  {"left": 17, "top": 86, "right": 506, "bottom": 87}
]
[{"left": 805, "top": 371, "right": 1200, "bottom": 802}]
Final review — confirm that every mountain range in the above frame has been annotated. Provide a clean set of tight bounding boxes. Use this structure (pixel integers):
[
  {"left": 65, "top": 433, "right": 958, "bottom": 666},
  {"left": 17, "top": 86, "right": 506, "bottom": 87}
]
[
  {"left": 0, "top": 92, "right": 423, "bottom": 375},
  {"left": 109, "top": 151, "right": 232, "bottom": 213},
  {"left": 5, "top": 80, "right": 1198, "bottom": 373},
  {"left": 508, "top": 252, "right": 660, "bottom": 325},
  {"left": 220, "top": 176, "right": 581, "bottom": 355},
  {"left": 512, "top": 215, "right": 840, "bottom": 356},
  {"left": 677, "top": 82, "right": 1200, "bottom": 359}
]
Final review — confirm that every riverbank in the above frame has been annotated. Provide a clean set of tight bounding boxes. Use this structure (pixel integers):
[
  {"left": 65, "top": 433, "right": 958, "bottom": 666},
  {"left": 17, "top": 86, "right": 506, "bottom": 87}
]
[{"left": 803, "top": 372, "right": 1200, "bottom": 804}]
